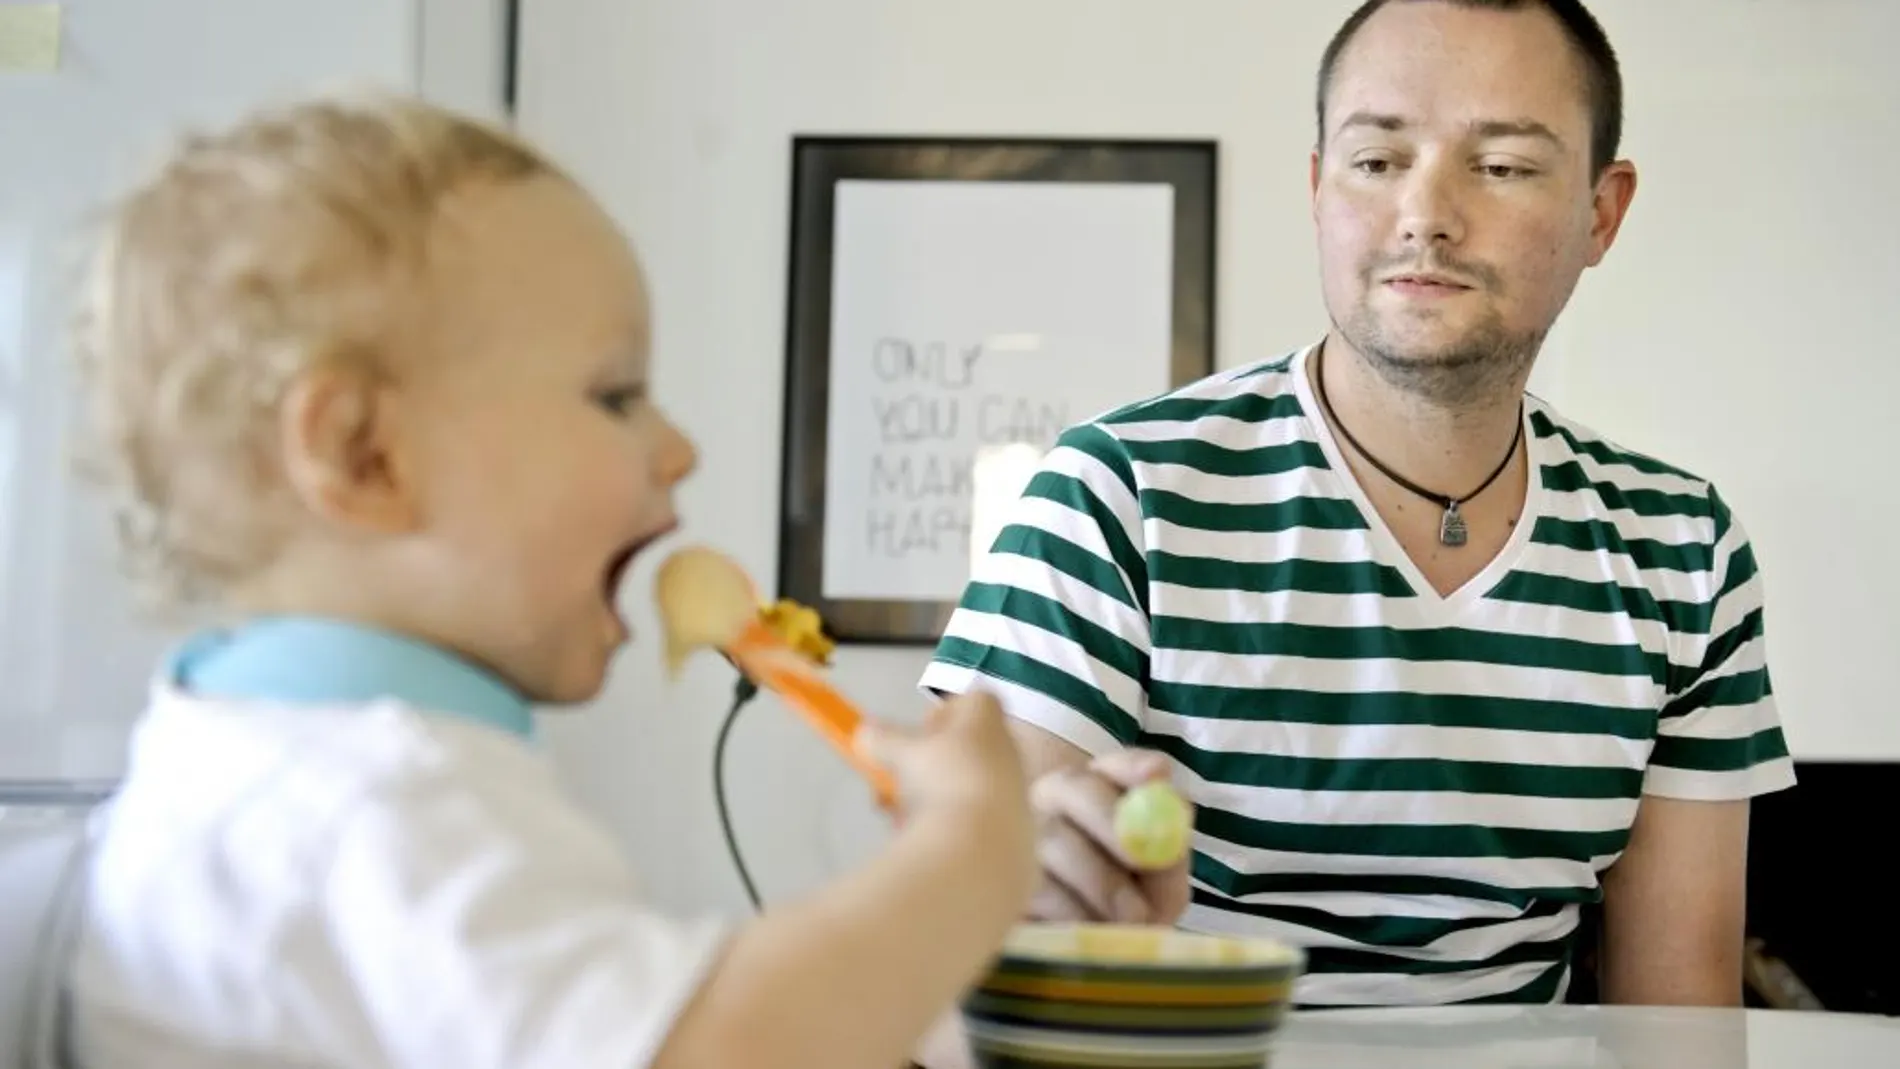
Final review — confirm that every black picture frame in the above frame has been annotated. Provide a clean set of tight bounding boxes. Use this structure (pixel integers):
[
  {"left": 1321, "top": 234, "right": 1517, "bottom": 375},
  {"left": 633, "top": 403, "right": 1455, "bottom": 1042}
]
[{"left": 776, "top": 136, "right": 1218, "bottom": 645}]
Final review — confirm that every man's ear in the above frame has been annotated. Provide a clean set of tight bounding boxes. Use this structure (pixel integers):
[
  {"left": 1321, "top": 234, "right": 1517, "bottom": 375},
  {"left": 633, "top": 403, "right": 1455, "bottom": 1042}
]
[
  {"left": 277, "top": 360, "right": 418, "bottom": 534},
  {"left": 1585, "top": 159, "right": 1639, "bottom": 267}
]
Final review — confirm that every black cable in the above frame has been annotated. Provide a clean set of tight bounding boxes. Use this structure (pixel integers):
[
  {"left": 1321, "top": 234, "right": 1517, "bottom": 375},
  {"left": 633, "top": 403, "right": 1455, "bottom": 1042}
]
[
  {"left": 500, "top": 0, "right": 520, "bottom": 115},
  {"left": 713, "top": 673, "right": 764, "bottom": 912}
]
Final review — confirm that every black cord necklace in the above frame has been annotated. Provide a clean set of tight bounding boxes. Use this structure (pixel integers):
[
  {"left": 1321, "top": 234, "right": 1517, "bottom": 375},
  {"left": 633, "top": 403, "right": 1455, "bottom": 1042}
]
[{"left": 1313, "top": 348, "right": 1523, "bottom": 548}]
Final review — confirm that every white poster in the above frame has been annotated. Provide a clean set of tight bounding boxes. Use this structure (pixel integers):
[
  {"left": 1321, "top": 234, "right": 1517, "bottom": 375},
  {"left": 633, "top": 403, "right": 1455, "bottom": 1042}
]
[{"left": 820, "top": 179, "right": 1176, "bottom": 602}]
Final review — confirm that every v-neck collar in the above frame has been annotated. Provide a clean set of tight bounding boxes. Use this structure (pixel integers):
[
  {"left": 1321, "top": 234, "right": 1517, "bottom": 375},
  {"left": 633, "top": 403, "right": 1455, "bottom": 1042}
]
[{"left": 1290, "top": 341, "right": 1545, "bottom": 618}]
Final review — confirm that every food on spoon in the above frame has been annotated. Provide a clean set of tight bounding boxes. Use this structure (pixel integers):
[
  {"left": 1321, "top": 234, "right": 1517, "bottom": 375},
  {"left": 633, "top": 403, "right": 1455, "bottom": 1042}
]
[
  {"left": 653, "top": 545, "right": 762, "bottom": 675},
  {"left": 1113, "top": 780, "right": 1193, "bottom": 869},
  {"left": 651, "top": 545, "right": 898, "bottom": 812},
  {"left": 760, "top": 598, "right": 835, "bottom": 665}
]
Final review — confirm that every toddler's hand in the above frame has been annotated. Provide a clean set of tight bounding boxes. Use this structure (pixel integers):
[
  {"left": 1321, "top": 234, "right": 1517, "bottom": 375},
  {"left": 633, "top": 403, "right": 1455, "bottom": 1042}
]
[{"left": 856, "top": 692, "right": 1036, "bottom": 894}]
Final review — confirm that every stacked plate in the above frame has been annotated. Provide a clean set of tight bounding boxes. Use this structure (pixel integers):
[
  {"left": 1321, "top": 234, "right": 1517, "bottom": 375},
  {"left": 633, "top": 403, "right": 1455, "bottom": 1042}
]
[{"left": 961, "top": 923, "right": 1306, "bottom": 1068}]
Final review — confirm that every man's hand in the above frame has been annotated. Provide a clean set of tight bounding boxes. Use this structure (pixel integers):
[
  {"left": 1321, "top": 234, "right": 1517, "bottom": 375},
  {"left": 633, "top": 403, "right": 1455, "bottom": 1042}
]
[{"left": 1013, "top": 723, "right": 1193, "bottom": 926}]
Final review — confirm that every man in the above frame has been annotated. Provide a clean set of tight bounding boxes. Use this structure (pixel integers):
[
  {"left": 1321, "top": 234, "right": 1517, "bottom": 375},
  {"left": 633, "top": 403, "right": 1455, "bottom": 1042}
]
[{"left": 922, "top": 0, "right": 1794, "bottom": 1012}]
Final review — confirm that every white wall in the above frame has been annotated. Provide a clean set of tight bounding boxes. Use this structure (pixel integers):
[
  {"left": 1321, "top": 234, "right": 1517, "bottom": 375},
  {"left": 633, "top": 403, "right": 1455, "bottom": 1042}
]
[
  {"left": 1535, "top": 0, "right": 1900, "bottom": 763},
  {"left": 0, "top": 0, "right": 507, "bottom": 783},
  {"left": 517, "top": 0, "right": 1900, "bottom": 916}
]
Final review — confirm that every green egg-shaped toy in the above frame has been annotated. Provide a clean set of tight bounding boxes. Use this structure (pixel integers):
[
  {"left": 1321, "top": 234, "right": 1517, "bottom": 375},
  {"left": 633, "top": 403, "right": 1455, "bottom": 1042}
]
[{"left": 1113, "top": 780, "right": 1193, "bottom": 869}]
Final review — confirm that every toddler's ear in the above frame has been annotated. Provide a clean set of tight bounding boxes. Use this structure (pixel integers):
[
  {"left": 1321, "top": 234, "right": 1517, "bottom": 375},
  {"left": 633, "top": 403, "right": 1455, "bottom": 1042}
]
[{"left": 277, "top": 361, "right": 417, "bottom": 534}]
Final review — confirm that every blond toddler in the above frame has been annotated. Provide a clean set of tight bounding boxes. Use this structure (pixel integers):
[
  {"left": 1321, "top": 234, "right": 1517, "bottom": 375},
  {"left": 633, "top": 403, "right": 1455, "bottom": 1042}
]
[{"left": 61, "top": 90, "right": 1035, "bottom": 1069}]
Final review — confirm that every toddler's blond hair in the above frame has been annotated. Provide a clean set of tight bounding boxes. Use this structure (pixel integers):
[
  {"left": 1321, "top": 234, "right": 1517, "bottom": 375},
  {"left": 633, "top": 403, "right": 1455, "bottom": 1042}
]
[{"left": 70, "top": 90, "right": 560, "bottom": 614}]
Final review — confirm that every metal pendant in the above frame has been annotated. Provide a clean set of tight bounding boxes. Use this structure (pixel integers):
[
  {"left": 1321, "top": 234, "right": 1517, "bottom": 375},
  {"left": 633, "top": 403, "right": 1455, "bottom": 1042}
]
[{"left": 1439, "top": 502, "right": 1469, "bottom": 547}]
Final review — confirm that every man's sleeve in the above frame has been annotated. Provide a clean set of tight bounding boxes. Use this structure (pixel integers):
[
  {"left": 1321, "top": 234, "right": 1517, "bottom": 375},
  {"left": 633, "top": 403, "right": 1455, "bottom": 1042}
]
[
  {"left": 919, "top": 422, "right": 1152, "bottom": 756},
  {"left": 1645, "top": 485, "right": 1797, "bottom": 800}
]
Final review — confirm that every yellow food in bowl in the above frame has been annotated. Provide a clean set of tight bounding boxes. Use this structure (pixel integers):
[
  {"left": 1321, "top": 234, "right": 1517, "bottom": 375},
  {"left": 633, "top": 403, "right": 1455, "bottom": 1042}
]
[{"left": 1000, "top": 923, "right": 1303, "bottom": 971}]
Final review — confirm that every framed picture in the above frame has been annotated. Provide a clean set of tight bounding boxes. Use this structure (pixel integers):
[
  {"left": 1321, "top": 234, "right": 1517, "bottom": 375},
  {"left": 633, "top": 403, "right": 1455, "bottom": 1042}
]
[{"left": 777, "top": 136, "right": 1217, "bottom": 645}]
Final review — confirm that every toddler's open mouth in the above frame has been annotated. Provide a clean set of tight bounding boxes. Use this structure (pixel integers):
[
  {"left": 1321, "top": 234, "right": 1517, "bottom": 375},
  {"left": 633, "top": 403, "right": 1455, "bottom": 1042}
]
[
  {"left": 603, "top": 522, "right": 678, "bottom": 605},
  {"left": 604, "top": 546, "right": 638, "bottom": 604}
]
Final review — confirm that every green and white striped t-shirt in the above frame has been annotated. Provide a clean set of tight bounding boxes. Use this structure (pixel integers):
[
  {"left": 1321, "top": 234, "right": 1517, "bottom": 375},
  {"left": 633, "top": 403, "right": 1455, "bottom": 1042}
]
[{"left": 919, "top": 342, "right": 1795, "bottom": 1007}]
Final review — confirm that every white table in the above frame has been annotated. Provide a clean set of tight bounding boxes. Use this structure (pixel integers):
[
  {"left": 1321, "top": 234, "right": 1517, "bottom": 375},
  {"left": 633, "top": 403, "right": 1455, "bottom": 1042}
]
[{"left": 1269, "top": 1005, "right": 1900, "bottom": 1068}]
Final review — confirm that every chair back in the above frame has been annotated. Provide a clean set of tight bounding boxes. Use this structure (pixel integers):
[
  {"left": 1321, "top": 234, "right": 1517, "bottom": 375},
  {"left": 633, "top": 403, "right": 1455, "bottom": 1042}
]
[{"left": 0, "top": 805, "right": 96, "bottom": 1069}]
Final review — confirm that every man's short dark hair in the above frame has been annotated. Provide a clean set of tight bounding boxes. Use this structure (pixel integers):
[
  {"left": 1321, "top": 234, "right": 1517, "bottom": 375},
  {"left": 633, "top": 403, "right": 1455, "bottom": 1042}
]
[{"left": 1316, "top": 0, "right": 1624, "bottom": 176}]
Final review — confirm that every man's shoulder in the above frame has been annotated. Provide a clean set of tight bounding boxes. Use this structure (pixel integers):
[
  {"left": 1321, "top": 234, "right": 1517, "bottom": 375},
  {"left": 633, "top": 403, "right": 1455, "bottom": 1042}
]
[
  {"left": 1526, "top": 394, "right": 1743, "bottom": 545},
  {"left": 1528, "top": 394, "right": 1711, "bottom": 486},
  {"left": 1040, "top": 348, "right": 1311, "bottom": 485},
  {"left": 1079, "top": 348, "right": 1308, "bottom": 435}
]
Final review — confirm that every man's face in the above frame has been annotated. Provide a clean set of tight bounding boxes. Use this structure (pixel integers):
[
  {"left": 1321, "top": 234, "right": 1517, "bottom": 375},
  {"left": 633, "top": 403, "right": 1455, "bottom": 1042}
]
[{"left": 1311, "top": 1, "right": 1635, "bottom": 403}]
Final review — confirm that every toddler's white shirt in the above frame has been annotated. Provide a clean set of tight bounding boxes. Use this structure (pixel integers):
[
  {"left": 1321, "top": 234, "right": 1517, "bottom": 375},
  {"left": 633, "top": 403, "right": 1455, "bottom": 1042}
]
[{"left": 67, "top": 687, "right": 727, "bottom": 1068}]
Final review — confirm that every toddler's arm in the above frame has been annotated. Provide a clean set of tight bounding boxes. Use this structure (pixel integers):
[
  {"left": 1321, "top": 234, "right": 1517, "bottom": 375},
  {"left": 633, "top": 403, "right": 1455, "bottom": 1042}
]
[{"left": 651, "top": 691, "right": 1036, "bottom": 1069}]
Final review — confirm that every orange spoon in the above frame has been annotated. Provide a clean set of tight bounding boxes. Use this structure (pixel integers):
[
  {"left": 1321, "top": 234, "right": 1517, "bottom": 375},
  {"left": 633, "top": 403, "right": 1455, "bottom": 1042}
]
[
  {"left": 655, "top": 547, "right": 899, "bottom": 812},
  {"left": 723, "top": 617, "right": 899, "bottom": 812}
]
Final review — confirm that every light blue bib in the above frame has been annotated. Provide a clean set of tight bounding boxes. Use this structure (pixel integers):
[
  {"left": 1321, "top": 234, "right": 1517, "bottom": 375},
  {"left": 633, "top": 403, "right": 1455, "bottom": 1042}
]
[{"left": 167, "top": 616, "right": 535, "bottom": 741}]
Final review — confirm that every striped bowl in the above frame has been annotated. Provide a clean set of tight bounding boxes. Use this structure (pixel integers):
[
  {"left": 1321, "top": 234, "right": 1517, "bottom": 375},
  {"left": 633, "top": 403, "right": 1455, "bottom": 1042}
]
[{"left": 960, "top": 923, "right": 1305, "bottom": 1068}]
